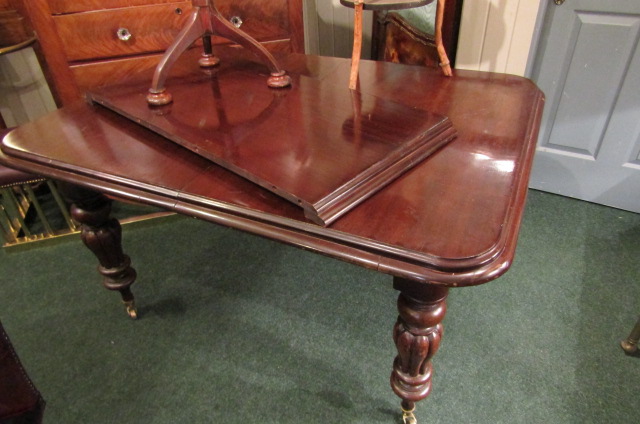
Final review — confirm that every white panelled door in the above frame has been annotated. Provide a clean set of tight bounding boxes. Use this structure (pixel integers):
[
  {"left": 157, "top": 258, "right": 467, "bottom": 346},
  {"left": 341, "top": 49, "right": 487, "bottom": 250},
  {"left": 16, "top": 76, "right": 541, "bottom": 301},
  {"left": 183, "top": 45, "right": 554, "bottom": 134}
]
[{"left": 530, "top": 0, "right": 640, "bottom": 212}]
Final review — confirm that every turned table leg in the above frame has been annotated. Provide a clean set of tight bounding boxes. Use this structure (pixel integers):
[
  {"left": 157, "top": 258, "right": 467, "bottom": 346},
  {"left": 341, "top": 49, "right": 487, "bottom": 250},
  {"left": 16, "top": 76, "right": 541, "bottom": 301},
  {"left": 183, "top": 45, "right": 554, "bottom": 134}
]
[
  {"left": 58, "top": 183, "right": 138, "bottom": 319},
  {"left": 391, "top": 277, "right": 448, "bottom": 424}
]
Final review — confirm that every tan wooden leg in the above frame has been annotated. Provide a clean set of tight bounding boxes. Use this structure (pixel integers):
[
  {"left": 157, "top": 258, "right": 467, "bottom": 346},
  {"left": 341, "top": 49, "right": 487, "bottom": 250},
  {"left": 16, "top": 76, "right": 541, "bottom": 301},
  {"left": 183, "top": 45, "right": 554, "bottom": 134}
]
[
  {"left": 435, "top": 0, "right": 453, "bottom": 76},
  {"left": 349, "top": 1, "right": 364, "bottom": 90}
]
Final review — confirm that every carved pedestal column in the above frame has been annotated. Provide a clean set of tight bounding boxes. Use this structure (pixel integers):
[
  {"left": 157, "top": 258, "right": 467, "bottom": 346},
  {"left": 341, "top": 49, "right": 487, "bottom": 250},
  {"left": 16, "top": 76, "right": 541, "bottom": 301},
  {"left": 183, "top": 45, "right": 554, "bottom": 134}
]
[
  {"left": 58, "top": 183, "right": 138, "bottom": 319},
  {"left": 391, "top": 277, "right": 449, "bottom": 424}
]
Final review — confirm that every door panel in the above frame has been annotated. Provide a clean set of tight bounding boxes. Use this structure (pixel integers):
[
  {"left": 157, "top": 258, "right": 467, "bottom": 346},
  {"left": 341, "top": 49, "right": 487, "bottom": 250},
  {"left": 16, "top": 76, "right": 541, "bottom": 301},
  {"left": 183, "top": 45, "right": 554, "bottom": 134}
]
[{"left": 530, "top": 0, "right": 640, "bottom": 212}]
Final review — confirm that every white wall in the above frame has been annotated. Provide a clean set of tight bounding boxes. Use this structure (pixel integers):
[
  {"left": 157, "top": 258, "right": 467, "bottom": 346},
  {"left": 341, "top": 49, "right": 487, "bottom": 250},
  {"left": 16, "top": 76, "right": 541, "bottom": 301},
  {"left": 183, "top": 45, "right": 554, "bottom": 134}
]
[
  {"left": 303, "top": 0, "right": 373, "bottom": 59},
  {"left": 0, "top": 47, "right": 56, "bottom": 127},
  {"left": 456, "top": 0, "right": 542, "bottom": 77}
]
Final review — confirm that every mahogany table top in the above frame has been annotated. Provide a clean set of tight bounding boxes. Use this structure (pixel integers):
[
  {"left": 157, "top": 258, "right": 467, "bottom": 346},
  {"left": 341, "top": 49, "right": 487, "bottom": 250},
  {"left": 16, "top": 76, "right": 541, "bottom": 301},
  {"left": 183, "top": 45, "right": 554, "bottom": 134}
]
[
  {"left": 0, "top": 53, "right": 544, "bottom": 287},
  {"left": 87, "top": 65, "right": 456, "bottom": 226}
]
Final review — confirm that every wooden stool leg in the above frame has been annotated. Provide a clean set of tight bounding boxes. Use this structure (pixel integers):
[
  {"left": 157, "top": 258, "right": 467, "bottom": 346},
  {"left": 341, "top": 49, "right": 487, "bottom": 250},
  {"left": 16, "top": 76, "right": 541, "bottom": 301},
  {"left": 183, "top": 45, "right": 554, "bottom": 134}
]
[
  {"left": 58, "top": 183, "right": 138, "bottom": 319},
  {"left": 621, "top": 316, "right": 640, "bottom": 354},
  {"left": 349, "top": 0, "right": 364, "bottom": 90},
  {"left": 208, "top": 7, "right": 291, "bottom": 88},
  {"left": 198, "top": 35, "right": 220, "bottom": 68},
  {"left": 435, "top": 0, "right": 453, "bottom": 76},
  {"left": 148, "top": 0, "right": 290, "bottom": 106},
  {"left": 147, "top": 6, "right": 205, "bottom": 105},
  {"left": 391, "top": 277, "right": 448, "bottom": 424}
]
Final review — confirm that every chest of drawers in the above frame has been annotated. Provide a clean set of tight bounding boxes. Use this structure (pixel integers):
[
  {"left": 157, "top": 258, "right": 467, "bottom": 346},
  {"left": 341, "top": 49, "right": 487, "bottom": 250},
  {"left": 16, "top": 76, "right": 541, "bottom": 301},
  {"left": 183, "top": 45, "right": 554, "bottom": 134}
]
[{"left": 22, "top": 0, "right": 304, "bottom": 105}]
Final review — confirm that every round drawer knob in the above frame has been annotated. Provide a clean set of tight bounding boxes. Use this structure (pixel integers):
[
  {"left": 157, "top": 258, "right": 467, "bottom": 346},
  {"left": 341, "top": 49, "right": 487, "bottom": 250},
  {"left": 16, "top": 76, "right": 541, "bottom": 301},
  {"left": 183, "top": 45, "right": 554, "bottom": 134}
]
[
  {"left": 117, "top": 28, "right": 132, "bottom": 42},
  {"left": 230, "top": 16, "right": 243, "bottom": 28}
]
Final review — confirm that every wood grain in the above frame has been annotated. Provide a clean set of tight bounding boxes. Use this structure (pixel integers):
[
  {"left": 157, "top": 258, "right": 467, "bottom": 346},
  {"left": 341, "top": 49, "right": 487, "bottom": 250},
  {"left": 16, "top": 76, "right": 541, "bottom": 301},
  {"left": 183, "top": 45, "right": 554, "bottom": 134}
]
[
  {"left": 53, "top": 2, "right": 195, "bottom": 62},
  {"left": 22, "top": 0, "right": 303, "bottom": 105},
  {"left": 87, "top": 61, "right": 456, "bottom": 225},
  {"left": 1, "top": 54, "right": 544, "bottom": 284},
  {"left": 48, "top": 0, "right": 182, "bottom": 14},
  {"left": 70, "top": 42, "right": 291, "bottom": 93}
]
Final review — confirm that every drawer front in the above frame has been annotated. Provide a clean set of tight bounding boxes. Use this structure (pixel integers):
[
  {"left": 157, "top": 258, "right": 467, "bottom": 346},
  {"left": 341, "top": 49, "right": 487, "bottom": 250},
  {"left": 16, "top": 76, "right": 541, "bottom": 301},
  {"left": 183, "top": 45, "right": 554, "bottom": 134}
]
[
  {"left": 54, "top": 0, "right": 292, "bottom": 63},
  {"left": 53, "top": 2, "right": 194, "bottom": 62},
  {"left": 49, "top": 0, "right": 179, "bottom": 15},
  {"left": 70, "top": 40, "right": 294, "bottom": 93},
  {"left": 215, "top": 0, "right": 290, "bottom": 43}
]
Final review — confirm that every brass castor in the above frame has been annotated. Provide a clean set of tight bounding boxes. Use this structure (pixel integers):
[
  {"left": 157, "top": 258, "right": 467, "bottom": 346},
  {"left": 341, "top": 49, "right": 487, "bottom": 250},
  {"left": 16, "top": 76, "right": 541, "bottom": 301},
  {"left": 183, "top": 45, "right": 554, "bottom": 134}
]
[
  {"left": 124, "top": 300, "right": 138, "bottom": 320},
  {"left": 620, "top": 338, "right": 637, "bottom": 354},
  {"left": 402, "top": 405, "right": 417, "bottom": 424},
  {"left": 620, "top": 317, "right": 640, "bottom": 354}
]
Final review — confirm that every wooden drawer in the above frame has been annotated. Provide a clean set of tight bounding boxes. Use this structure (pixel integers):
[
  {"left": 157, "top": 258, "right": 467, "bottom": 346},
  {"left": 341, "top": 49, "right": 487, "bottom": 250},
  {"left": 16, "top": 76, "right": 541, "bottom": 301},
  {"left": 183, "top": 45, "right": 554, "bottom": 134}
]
[
  {"left": 53, "top": 2, "right": 194, "bottom": 62},
  {"left": 48, "top": 0, "right": 180, "bottom": 14},
  {"left": 215, "top": 0, "right": 291, "bottom": 43},
  {"left": 53, "top": 0, "right": 291, "bottom": 63},
  {"left": 23, "top": 0, "right": 303, "bottom": 105},
  {"left": 70, "top": 40, "right": 293, "bottom": 93}
]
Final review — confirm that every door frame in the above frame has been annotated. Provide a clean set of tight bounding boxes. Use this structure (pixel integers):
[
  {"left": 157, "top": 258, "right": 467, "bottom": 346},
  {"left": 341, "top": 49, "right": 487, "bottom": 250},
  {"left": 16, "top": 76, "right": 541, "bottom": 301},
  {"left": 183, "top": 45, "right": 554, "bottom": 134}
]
[{"left": 525, "top": 0, "right": 549, "bottom": 78}]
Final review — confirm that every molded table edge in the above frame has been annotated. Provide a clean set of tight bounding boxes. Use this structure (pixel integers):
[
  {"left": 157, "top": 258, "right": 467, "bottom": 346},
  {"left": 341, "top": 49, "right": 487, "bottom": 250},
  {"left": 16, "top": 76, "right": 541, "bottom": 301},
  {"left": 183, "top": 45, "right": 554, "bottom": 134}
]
[{"left": 0, "top": 83, "right": 543, "bottom": 288}]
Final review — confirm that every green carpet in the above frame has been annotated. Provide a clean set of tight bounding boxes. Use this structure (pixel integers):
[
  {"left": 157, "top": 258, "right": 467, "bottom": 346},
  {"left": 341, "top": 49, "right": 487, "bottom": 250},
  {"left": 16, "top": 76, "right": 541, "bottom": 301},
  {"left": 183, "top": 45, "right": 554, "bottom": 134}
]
[{"left": 1, "top": 189, "right": 639, "bottom": 423}]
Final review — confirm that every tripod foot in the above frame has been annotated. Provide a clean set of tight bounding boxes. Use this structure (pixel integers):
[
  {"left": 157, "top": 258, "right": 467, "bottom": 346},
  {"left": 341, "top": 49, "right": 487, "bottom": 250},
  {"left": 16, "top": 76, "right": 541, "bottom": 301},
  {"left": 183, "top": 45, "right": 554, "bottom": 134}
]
[
  {"left": 267, "top": 71, "right": 291, "bottom": 88},
  {"left": 198, "top": 53, "right": 220, "bottom": 68},
  {"left": 147, "top": 88, "right": 173, "bottom": 106}
]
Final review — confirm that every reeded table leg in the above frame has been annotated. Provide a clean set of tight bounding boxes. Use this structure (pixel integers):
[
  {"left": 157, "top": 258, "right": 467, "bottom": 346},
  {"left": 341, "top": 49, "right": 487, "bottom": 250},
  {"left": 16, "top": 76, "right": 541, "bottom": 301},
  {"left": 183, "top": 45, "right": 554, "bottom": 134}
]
[
  {"left": 391, "top": 277, "right": 448, "bottom": 424},
  {"left": 58, "top": 183, "right": 138, "bottom": 319}
]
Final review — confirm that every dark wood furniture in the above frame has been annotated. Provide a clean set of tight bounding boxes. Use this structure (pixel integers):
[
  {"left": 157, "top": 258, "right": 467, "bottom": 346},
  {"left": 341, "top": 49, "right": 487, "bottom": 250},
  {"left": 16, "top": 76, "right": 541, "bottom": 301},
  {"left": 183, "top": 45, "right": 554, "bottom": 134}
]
[
  {"left": 372, "top": 0, "right": 463, "bottom": 68},
  {"left": 87, "top": 65, "right": 456, "bottom": 225},
  {"left": 0, "top": 320, "right": 45, "bottom": 423},
  {"left": 144, "top": 0, "right": 293, "bottom": 106},
  {"left": 19, "top": 0, "right": 304, "bottom": 106},
  {"left": 0, "top": 53, "right": 544, "bottom": 422}
]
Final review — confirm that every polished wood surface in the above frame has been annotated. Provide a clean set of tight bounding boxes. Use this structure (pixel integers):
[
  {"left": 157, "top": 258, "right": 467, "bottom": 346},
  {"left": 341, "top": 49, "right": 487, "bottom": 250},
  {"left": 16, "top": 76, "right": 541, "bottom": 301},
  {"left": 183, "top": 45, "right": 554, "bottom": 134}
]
[
  {"left": 71, "top": 41, "right": 292, "bottom": 95},
  {"left": 20, "top": 0, "right": 304, "bottom": 105},
  {"left": 391, "top": 278, "right": 448, "bottom": 419},
  {"left": 1, "top": 53, "right": 544, "bottom": 286},
  {"left": 144, "top": 0, "right": 292, "bottom": 106},
  {"left": 48, "top": 0, "right": 180, "bottom": 14},
  {"left": 88, "top": 62, "right": 455, "bottom": 225},
  {"left": 0, "top": 54, "right": 543, "bottom": 420},
  {"left": 53, "top": 2, "right": 195, "bottom": 62},
  {"left": 58, "top": 182, "right": 138, "bottom": 318}
]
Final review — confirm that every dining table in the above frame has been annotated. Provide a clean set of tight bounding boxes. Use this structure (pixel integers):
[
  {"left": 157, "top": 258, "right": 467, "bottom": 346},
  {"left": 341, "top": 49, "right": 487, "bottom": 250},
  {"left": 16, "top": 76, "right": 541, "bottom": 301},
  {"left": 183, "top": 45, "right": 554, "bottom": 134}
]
[{"left": 0, "top": 50, "right": 544, "bottom": 423}]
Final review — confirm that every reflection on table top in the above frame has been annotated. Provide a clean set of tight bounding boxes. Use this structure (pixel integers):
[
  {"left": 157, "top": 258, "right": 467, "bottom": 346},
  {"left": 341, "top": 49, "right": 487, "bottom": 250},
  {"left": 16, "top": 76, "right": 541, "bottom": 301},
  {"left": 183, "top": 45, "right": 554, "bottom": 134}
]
[{"left": 0, "top": 52, "right": 544, "bottom": 287}]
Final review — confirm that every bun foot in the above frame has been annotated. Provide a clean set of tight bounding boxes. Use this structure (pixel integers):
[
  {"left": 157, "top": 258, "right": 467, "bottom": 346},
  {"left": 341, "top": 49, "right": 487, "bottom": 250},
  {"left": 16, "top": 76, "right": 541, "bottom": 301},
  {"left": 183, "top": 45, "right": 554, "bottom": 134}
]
[
  {"left": 198, "top": 53, "right": 220, "bottom": 68},
  {"left": 147, "top": 89, "right": 173, "bottom": 106},
  {"left": 267, "top": 71, "right": 291, "bottom": 88}
]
